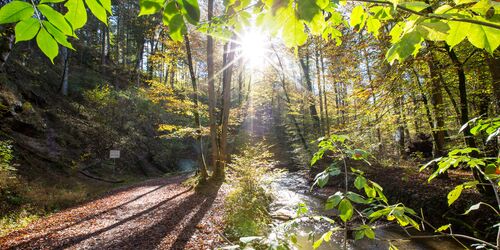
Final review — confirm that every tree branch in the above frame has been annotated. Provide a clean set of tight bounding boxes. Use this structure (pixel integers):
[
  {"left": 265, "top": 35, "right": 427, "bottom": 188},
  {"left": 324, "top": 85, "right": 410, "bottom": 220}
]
[{"left": 350, "top": 0, "right": 500, "bottom": 30}]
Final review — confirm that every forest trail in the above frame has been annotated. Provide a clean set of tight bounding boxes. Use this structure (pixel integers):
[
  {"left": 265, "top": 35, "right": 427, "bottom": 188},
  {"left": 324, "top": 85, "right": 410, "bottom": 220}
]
[{"left": 0, "top": 175, "right": 226, "bottom": 250}]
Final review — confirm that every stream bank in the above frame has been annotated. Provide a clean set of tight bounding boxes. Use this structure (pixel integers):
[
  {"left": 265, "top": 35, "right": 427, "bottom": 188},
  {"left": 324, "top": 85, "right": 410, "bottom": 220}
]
[{"left": 266, "top": 170, "right": 462, "bottom": 250}]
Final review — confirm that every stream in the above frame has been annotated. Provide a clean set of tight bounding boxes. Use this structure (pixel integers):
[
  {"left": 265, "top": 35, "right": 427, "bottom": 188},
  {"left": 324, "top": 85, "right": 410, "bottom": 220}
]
[{"left": 268, "top": 170, "right": 462, "bottom": 250}]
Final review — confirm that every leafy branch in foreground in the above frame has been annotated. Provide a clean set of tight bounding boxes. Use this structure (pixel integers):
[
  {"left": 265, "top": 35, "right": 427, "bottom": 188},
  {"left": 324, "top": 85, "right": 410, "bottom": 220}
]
[
  {"left": 309, "top": 134, "right": 419, "bottom": 249},
  {"left": 2, "top": 0, "right": 499, "bottom": 63},
  {"left": 420, "top": 116, "right": 500, "bottom": 249}
]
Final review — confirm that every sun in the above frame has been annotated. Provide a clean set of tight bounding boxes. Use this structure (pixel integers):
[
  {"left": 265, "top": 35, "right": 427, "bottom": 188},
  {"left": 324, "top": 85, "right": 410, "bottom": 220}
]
[{"left": 240, "top": 29, "right": 268, "bottom": 69}]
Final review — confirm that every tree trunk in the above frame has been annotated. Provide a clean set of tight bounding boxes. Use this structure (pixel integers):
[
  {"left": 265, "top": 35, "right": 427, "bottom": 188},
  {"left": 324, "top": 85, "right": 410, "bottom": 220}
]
[
  {"left": 428, "top": 58, "right": 446, "bottom": 157},
  {"left": 207, "top": 0, "right": 219, "bottom": 175},
  {"left": 486, "top": 53, "right": 500, "bottom": 113},
  {"left": 314, "top": 41, "right": 325, "bottom": 135},
  {"left": 320, "top": 48, "right": 330, "bottom": 135},
  {"left": 60, "top": 47, "right": 69, "bottom": 96},
  {"left": 217, "top": 41, "right": 236, "bottom": 179},
  {"left": 299, "top": 48, "right": 320, "bottom": 133},
  {"left": 184, "top": 33, "right": 208, "bottom": 181}
]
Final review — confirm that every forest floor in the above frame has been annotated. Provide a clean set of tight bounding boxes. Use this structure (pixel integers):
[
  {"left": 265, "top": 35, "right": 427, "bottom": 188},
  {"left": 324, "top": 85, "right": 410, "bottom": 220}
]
[{"left": 0, "top": 174, "right": 228, "bottom": 250}]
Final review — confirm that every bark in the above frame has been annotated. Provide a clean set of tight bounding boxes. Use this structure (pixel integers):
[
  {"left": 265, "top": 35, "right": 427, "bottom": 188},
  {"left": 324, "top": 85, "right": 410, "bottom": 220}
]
[
  {"left": 207, "top": 0, "right": 219, "bottom": 175},
  {"left": 413, "top": 68, "right": 440, "bottom": 156},
  {"left": 363, "top": 43, "right": 382, "bottom": 152},
  {"left": 298, "top": 47, "right": 320, "bottom": 132},
  {"left": 314, "top": 41, "right": 325, "bottom": 135},
  {"left": 428, "top": 58, "right": 446, "bottom": 157},
  {"left": 217, "top": 41, "right": 236, "bottom": 178},
  {"left": 486, "top": 53, "right": 500, "bottom": 113},
  {"left": 446, "top": 46, "right": 492, "bottom": 194},
  {"left": 60, "top": 47, "right": 69, "bottom": 96},
  {"left": 320, "top": 48, "right": 330, "bottom": 135},
  {"left": 184, "top": 33, "right": 208, "bottom": 180}
]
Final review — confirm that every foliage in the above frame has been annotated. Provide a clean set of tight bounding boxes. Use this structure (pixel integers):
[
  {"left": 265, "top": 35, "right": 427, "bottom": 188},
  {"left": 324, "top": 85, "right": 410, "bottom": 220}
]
[
  {"left": 310, "top": 134, "right": 419, "bottom": 248},
  {"left": 0, "top": 140, "right": 14, "bottom": 172},
  {"left": 224, "top": 143, "right": 274, "bottom": 239},
  {"left": 2, "top": 0, "right": 499, "bottom": 62},
  {"left": 415, "top": 117, "right": 500, "bottom": 248}
]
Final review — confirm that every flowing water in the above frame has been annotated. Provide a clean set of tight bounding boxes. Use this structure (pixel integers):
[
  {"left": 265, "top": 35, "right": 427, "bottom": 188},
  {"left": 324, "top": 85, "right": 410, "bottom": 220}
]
[{"left": 268, "top": 171, "right": 462, "bottom": 250}]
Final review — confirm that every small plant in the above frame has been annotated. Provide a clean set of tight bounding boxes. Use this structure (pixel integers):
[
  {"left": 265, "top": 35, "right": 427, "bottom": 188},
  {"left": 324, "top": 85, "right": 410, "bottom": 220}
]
[
  {"left": 0, "top": 140, "right": 14, "bottom": 172},
  {"left": 309, "top": 135, "right": 419, "bottom": 249},
  {"left": 224, "top": 143, "right": 274, "bottom": 239}
]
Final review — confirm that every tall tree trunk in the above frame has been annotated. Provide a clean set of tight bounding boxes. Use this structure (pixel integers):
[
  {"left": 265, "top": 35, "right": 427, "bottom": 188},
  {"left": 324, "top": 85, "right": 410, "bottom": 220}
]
[
  {"left": 320, "top": 48, "right": 330, "bottom": 135},
  {"left": 446, "top": 46, "right": 492, "bottom": 194},
  {"left": 60, "top": 47, "right": 69, "bottom": 96},
  {"left": 299, "top": 48, "right": 320, "bottom": 133},
  {"left": 217, "top": 41, "right": 236, "bottom": 178},
  {"left": 169, "top": 63, "right": 176, "bottom": 90},
  {"left": 101, "top": 23, "right": 106, "bottom": 65},
  {"left": 413, "top": 68, "right": 440, "bottom": 156},
  {"left": 428, "top": 58, "right": 446, "bottom": 157},
  {"left": 184, "top": 33, "right": 208, "bottom": 181},
  {"left": 363, "top": 43, "right": 382, "bottom": 153},
  {"left": 486, "top": 53, "right": 500, "bottom": 113},
  {"left": 314, "top": 41, "right": 325, "bottom": 135},
  {"left": 207, "top": 0, "right": 219, "bottom": 175}
]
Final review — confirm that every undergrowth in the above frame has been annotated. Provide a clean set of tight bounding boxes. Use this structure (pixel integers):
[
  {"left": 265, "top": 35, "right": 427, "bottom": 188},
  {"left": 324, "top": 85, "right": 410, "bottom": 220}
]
[{"left": 224, "top": 143, "right": 275, "bottom": 239}]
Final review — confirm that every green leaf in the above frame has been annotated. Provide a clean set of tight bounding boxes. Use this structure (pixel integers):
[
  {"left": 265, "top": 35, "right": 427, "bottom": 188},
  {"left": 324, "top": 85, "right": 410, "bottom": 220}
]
[
  {"left": 346, "top": 191, "right": 368, "bottom": 204},
  {"left": 435, "top": 224, "right": 451, "bottom": 232},
  {"left": 354, "top": 176, "right": 367, "bottom": 190},
  {"left": 366, "top": 17, "right": 381, "bottom": 37},
  {"left": 470, "top": 0, "right": 491, "bottom": 16},
  {"left": 386, "top": 30, "right": 423, "bottom": 64},
  {"left": 100, "top": 0, "right": 112, "bottom": 14},
  {"left": 40, "top": 0, "right": 66, "bottom": 3},
  {"left": 349, "top": 5, "right": 365, "bottom": 30},
  {"left": 37, "top": 4, "right": 73, "bottom": 36},
  {"left": 36, "top": 27, "right": 58, "bottom": 63},
  {"left": 400, "top": 2, "right": 430, "bottom": 12},
  {"left": 163, "top": 1, "right": 178, "bottom": 25},
  {"left": 446, "top": 21, "right": 471, "bottom": 48},
  {"left": 85, "top": 0, "right": 108, "bottom": 24},
  {"left": 317, "top": 0, "right": 329, "bottom": 9},
  {"left": 282, "top": 9, "right": 307, "bottom": 47},
  {"left": 0, "top": 1, "right": 34, "bottom": 24},
  {"left": 15, "top": 17, "right": 40, "bottom": 43},
  {"left": 467, "top": 17, "right": 500, "bottom": 53},
  {"left": 338, "top": 199, "right": 353, "bottom": 222},
  {"left": 297, "top": 0, "right": 320, "bottom": 22},
  {"left": 181, "top": 0, "right": 200, "bottom": 24},
  {"left": 416, "top": 20, "right": 449, "bottom": 41},
  {"left": 325, "top": 192, "right": 343, "bottom": 210},
  {"left": 447, "top": 184, "right": 463, "bottom": 206},
  {"left": 313, "top": 171, "right": 329, "bottom": 188},
  {"left": 364, "top": 227, "right": 375, "bottom": 239},
  {"left": 454, "top": 0, "right": 477, "bottom": 4},
  {"left": 364, "top": 185, "right": 376, "bottom": 198},
  {"left": 354, "top": 229, "right": 365, "bottom": 240},
  {"left": 139, "top": 0, "right": 164, "bottom": 16},
  {"left": 168, "top": 14, "right": 186, "bottom": 42},
  {"left": 43, "top": 21, "right": 74, "bottom": 49},
  {"left": 65, "top": 0, "right": 87, "bottom": 30}
]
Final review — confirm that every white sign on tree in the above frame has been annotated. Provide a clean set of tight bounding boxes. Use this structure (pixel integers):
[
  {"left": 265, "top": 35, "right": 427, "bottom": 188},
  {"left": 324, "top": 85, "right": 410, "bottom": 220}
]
[{"left": 109, "top": 150, "right": 120, "bottom": 159}]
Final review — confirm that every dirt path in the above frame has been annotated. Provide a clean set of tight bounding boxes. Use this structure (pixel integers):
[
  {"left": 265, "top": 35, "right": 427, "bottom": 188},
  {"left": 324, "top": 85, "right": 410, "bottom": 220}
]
[{"left": 0, "top": 175, "right": 227, "bottom": 249}]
